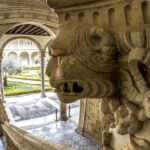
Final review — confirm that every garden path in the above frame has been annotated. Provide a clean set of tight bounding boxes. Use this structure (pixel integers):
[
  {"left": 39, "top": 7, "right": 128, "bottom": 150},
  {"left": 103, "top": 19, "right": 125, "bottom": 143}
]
[{"left": 8, "top": 78, "right": 49, "bottom": 86}]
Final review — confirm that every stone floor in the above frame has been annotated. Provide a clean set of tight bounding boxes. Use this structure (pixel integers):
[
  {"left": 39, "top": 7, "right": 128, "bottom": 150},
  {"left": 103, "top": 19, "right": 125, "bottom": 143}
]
[
  {"left": 26, "top": 119, "right": 100, "bottom": 150},
  {"left": 0, "top": 138, "right": 6, "bottom": 150},
  {"left": 6, "top": 92, "right": 80, "bottom": 122},
  {"left": 5, "top": 92, "right": 101, "bottom": 150}
]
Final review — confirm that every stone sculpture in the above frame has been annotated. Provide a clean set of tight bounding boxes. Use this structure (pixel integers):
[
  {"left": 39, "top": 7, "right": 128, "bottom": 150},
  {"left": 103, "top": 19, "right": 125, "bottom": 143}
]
[
  {"left": 46, "top": 0, "right": 150, "bottom": 149},
  {"left": 46, "top": 22, "right": 117, "bottom": 103}
]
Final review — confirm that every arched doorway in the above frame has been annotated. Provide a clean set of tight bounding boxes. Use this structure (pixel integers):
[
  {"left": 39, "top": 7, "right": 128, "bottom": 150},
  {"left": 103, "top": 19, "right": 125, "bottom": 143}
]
[
  {"left": 0, "top": 23, "right": 55, "bottom": 101},
  {"left": 8, "top": 52, "right": 18, "bottom": 62},
  {"left": 31, "top": 52, "right": 39, "bottom": 66},
  {"left": 19, "top": 52, "right": 29, "bottom": 67}
]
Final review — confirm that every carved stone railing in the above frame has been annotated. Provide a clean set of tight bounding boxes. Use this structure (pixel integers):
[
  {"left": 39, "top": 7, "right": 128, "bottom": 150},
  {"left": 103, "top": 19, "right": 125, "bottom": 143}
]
[
  {"left": 0, "top": 0, "right": 47, "bottom": 4},
  {"left": 2, "top": 122, "right": 73, "bottom": 150}
]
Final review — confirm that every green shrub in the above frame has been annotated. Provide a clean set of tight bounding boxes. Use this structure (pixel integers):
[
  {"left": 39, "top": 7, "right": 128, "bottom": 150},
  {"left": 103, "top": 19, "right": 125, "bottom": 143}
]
[{"left": 5, "top": 82, "right": 52, "bottom": 96}]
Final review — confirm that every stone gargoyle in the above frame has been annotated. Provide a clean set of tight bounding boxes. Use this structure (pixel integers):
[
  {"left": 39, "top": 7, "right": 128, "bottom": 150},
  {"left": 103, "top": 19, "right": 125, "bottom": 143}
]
[
  {"left": 46, "top": 22, "right": 118, "bottom": 103},
  {"left": 46, "top": 22, "right": 150, "bottom": 149}
]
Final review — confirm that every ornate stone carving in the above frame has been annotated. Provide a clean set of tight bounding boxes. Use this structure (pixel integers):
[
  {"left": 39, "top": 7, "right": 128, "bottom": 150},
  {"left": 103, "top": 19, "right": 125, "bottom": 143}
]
[
  {"left": 46, "top": 0, "right": 150, "bottom": 149},
  {"left": 46, "top": 22, "right": 150, "bottom": 150},
  {"left": 46, "top": 22, "right": 117, "bottom": 103}
]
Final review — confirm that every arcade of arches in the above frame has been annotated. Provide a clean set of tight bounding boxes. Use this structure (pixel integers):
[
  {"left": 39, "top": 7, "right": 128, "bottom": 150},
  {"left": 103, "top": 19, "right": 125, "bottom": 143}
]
[{"left": 0, "top": 0, "right": 150, "bottom": 150}]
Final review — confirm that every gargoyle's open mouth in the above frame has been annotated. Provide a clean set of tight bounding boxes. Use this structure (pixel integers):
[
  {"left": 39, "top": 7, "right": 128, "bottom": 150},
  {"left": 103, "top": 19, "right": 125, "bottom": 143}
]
[{"left": 57, "top": 82, "right": 83, "bottom": 94}]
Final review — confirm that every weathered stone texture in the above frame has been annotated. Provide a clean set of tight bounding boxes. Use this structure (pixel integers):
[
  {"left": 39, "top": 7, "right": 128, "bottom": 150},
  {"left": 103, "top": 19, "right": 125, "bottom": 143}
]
[
  {"left": 47, "top": 0, "right": 150, "bottom": 149},
  {"left": 2, "top": 122, "right": 73, "bottom": 150},
  {"left": 77, "top": 99, "right": 115, "bottom": 144}
]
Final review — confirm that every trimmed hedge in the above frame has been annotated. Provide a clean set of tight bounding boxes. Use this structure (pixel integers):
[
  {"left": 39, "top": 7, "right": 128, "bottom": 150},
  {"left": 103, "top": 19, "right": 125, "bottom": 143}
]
[
  {"left": 24, "top": 66, "right": 41, "bottom": 70},
  {"left": 5, "top": 88, "right": 52, "bottom": 96},
  {"left": 5, "top": 82, "right": 52, "bottom": 96},
  {"left": 8, "top": 76, "right": 49, "bottom": 82}
]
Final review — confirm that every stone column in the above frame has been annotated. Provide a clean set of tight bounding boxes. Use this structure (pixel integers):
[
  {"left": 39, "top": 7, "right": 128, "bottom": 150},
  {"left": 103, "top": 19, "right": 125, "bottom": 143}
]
[
  {"left": 40, "top": 50, "right": 46, "bottom": 98},
  {"left": 0, "top": 57, "right": 5, "bottom": 101},
  {"left": 60, "top": 102, "right": 68, "bottom": 121},
  {"left": 29, "top": 52, "right": 32, "bottom": 68}
]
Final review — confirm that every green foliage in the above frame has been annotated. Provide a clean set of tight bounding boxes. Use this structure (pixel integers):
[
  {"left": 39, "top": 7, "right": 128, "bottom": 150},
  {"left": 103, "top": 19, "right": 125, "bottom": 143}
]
[
  {"left": 34, "top": 56, "right": 40, "bottom": 65},
  {"left": 24, "top": 66, "right": 40, "bottom": 70},
  {"left": 8, "top": 66, "right": 49, "bottom": 81},
  {"left": 5, "top": 82, "right": 52, "bottom": 96},
  {"left": 2, "top": 57, "right": 22, "bottom": 75}
]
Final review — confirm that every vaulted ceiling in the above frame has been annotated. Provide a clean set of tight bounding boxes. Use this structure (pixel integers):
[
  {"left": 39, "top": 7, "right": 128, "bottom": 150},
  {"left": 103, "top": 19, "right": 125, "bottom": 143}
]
[{"left": 6, "top": 24, "right": 50, "bottom": 36}]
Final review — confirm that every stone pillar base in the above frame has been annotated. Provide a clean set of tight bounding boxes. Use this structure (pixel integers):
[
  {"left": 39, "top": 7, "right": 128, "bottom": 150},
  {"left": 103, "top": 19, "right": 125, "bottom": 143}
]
[
  {"left": 60, "top": 102, "right": 68, "bottom": 121},
  {"left": 60, "top": 115, "right": 68, "bottom": 121},
  {"left": 75, "top": 125, "right": 84, "bottom": 135},
  {"left": 40, "top": 93, "right": 47, "bottom": 98}
]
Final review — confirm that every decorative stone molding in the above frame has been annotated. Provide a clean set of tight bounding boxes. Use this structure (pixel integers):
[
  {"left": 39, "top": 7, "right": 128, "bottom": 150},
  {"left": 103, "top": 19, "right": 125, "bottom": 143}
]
[{"left": 47, "top": 0, "right": 98, "bottom": 9}]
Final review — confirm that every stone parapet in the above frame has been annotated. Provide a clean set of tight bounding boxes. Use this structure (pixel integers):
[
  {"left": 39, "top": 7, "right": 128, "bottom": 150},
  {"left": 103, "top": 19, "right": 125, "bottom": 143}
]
[{"left": 2, "top": 122, "right": 74, "bottom": 150}]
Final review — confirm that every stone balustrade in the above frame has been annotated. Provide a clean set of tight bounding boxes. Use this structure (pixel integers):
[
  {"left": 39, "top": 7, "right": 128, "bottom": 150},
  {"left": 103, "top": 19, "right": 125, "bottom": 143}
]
[{"left": 2, "top": 122, "right": 73, "bottom": 150}]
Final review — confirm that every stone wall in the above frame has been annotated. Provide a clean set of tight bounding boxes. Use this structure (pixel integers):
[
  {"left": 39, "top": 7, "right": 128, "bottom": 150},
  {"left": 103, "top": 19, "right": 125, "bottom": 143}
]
[
  {"left": 83, "top": 99, "right": 102, "bottom": 144},
  {"left": 77, "top": 99, "right": 115, "bottom": 144}
]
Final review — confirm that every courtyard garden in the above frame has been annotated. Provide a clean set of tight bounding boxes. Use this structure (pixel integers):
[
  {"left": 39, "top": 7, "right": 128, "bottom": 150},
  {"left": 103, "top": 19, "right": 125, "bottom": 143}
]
[
  {"left": 5, "top": 82, "right": 51, "bottom": 96},
  {"left": 3, "top": 57, "right": 51, "bottom": 96},
  {"left": 8, "top": 67, "right": 49, "bottom": 81}
]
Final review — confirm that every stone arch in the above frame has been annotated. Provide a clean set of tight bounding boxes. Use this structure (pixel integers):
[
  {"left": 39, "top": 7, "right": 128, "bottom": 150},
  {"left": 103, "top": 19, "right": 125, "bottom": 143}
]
[
  {"left": 1, "top": 36, "right": 42, "bottom": 56},
  {"left": 19, "top": 52, "right": 29, "bottom": 67},
  {"left": 31, "top": 51, "right": 39, "bottom": 66},
  {"left": 4, "top": 22, "right": 56, "bottom": 39},
  {"left": 43, "top": 39, "right": 54, "bottom": 52},
  {"left": 78, "top": 12, "right": 85, "bottom": 22},
  {"left": 7, "top": 52, "right": 18, "bottom": 62},
  {"left": 93, "top": 11, "right": 99, "bottom": 25},
  {"left": 108, "top": 8, "right": 116, "bottom": 27},
  {"left": 3, "top": 53, "right": 6, "bottom": 58},
  {"left": 124, "top": 5, "right": 132, "bottom": 26},
  {"left": 142, "top": 1, "right": 150, "bottom": 24}
]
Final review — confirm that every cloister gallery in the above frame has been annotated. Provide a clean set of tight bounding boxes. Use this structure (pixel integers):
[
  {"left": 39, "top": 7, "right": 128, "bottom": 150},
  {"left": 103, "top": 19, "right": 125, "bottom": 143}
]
[{"left": 0, "top": 0, "right": 150, "bottom": 150}]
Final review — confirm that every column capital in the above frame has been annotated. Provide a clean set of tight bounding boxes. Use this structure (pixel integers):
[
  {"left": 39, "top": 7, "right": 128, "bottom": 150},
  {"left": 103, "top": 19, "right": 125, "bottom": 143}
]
[{"left": 40, "top": 50, "right": 46, "bottom": 57}]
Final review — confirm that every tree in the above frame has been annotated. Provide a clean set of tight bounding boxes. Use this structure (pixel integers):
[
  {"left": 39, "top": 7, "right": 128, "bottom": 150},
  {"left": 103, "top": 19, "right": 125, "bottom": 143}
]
[
  {"left": 34, "top": 56, "right": 40, "bottom": 65},
  {"left": 2, "top": 58, "right": 22, "bottom": 86}
]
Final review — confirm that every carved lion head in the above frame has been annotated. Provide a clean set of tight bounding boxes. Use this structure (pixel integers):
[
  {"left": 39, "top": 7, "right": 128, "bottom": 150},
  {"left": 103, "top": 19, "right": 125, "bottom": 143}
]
[{"left": 46, "top": 22, "right": 118, "bottom": 103}]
